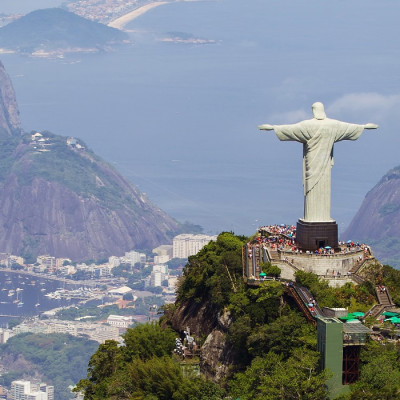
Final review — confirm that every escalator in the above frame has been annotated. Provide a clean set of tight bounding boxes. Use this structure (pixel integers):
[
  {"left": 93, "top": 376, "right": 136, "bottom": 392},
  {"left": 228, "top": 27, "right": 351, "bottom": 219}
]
[{"left": 286, "top": 283, "right": 324, "bottom": 326}]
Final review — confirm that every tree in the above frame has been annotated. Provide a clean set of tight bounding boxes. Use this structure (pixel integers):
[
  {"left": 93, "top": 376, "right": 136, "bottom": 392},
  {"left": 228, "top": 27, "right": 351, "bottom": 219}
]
[
  {"left": 345, "top": 341, "right": 400, "bottom": 399},
  {"left": 122, "top": 323, "right": 176, "bottom": 362},
  {"left": 260, "top": 261, "right": 281, "bottom": 277},
  {"left": 228, "top": 349, "right": 328, "bottom": 399}
]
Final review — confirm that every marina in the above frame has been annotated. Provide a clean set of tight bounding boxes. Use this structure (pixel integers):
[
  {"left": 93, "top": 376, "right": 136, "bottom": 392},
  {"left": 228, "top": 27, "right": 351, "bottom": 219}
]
[{"left": 0, "top": 270, "right": 101, "bottom": 324}]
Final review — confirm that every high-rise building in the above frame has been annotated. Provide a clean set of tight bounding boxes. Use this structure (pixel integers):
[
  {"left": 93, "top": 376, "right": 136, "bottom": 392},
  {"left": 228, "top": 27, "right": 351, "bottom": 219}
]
[
  {"left": 11, "top": 380, "right": 31, "bottom": 400},
  {"left": 124, "top": 251, "right": 146, "bottom": 265},
  {"left": 153, "top": 264, "right": 168, "bottom": 274},
  {"left": 172, "top": 234, "right": 217, "bottom": 258},
  {"left": 40, "top": 384, "right": 54, "bottom": 400},
  {"left": 150, "top": 271, "right": 164, "bottom": 287},
  {"left": 11, "top": 380, "right": 52, "bottom": 400}
]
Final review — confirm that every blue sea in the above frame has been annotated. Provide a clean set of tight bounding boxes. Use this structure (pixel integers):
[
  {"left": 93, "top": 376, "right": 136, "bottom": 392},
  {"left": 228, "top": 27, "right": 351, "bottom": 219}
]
[{"left": 1, "top": 0, "right": 399, "bottom": 236}]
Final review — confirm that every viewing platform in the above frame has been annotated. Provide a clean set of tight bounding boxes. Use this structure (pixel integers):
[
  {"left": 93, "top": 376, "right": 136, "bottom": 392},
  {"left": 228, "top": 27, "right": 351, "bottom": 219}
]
[{"left": 243, "top": 224, "right": 376, "bottom": 287}]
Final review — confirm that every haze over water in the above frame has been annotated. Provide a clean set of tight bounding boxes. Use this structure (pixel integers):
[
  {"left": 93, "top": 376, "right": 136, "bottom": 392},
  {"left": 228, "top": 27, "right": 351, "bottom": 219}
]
[{"left": 2, "top": 0, "right": 400, "bottom": 236}]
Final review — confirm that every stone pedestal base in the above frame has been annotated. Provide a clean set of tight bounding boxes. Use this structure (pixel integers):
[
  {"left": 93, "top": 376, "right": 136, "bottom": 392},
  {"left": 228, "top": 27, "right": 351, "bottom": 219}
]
[{"left": 296, "top": 219, "right": 338, "bottom": 251}]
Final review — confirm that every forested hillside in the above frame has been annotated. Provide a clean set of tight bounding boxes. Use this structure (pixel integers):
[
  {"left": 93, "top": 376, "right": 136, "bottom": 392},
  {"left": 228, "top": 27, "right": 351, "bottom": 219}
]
[
  {"left": 74, "top": 232, "right": 400, "bottom": 399},
  {"left": 0, "top": 333, "right": 98, "bottom": 400}
]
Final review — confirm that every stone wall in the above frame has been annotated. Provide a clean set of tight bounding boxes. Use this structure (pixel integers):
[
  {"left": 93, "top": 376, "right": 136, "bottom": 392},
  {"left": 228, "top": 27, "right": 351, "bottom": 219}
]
[{"left": 279, "top": 250, "right": 364, "bottom": 276}]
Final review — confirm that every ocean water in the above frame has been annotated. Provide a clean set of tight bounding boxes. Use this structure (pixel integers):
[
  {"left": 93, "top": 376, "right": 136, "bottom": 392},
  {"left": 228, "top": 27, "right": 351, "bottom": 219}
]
[
  {"left": 0, "top": 271, "right": 82, "bottom": 325},
  {"left": 1, "top": 0, "right": 399, "bottom": 236}
]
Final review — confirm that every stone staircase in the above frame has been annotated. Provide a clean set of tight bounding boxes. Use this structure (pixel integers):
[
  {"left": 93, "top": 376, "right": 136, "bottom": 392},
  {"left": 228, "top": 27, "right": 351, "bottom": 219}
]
[{"left": 366, "top": 286, "right": 395, "bottom": 318}]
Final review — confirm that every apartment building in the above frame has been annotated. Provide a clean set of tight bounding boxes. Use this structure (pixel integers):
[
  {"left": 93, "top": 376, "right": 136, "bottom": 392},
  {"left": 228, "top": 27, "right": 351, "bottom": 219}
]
[{"left": 172, "top": 234, "right": 217, "bottom": 258}]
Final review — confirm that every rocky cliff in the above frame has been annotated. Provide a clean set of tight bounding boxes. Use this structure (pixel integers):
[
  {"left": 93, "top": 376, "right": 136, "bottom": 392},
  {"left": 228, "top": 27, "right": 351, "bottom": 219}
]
[
  {"left": 343, "top": 166, "right": 400, "bottom": 266},
  {"left": 0, "top": 135, "right": 180, "bottom": 261},
  {"left": 0, "top": 60, "right": 21, "bottom": 137},
  {"left": 167, "top": 298, "right": 237, "bottom": 382}
]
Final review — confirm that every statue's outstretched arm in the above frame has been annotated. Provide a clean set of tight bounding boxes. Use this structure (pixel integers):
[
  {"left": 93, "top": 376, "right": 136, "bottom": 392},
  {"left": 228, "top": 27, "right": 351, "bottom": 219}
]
[
  {"left": 258, "top": 124, "right": 275, "bottom": 130},
  {"left": 364, "top": 123, "right": 379, "bottom": 129}
]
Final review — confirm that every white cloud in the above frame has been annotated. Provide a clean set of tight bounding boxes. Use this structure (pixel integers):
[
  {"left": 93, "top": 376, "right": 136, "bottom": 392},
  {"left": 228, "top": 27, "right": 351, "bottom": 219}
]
[
  {"left": 267, "top": 109, "right": 309, "bottom": 123},
  {"left": 262, "top": 93, "right": 400, "bottom": 125},
  {"left": 327, "top": 93, "right": 400, "bottom": 122}
]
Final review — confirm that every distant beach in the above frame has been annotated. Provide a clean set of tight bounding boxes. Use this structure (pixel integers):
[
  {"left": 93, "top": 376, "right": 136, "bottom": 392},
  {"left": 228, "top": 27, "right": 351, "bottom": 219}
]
[{"left": 108, "top": 2, "right": 169, "bottom": 30}]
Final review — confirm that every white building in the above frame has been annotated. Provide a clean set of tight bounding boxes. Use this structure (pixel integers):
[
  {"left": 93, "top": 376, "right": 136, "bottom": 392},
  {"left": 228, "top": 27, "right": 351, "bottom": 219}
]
[
  {"left": 124, "top": 251, "right": 146, "bottom": 265},
  {"left": 152, "top": 264, "right": 168, "bottom": 274},
  {"left": 36, "top": 255, "right": 56, "bottom": 269},
  {"left": 172, "top": 234, "right": 217, "bottom": 258},
  {"left": 150, "top": 271, "right": 165, "bottom": 287},
  {"left": 0, "top": 327, "right": 11, "bottom": 343},
  {"left": 10, "top": 381, "right": 50, "bottom": 400},
  {"left": 107, "top": 286, "right": 132, "bottom": 297},
  {"left": 11, "top": 380, "right": 31, "bottom": 400},
  {"left": 154, "top": 254, "right": 170, "bottom": 264},
  {"left": 109, "top": 256, "right": 121, "bottom": 268},
  {"left": 152, "top": 245, "right": 173, "bottom": 258},
  {"left": 107, "top": 315, "right": 133, "bottom": 328}
]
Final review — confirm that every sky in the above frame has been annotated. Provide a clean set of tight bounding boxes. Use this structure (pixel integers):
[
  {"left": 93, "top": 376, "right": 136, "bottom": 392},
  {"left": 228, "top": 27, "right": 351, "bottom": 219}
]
[
  {"left": 1, "top": 0, "right": 63, "bottom": 13},
  {"left": 1, "top": 0, "right": 400, "bottom": 237}
]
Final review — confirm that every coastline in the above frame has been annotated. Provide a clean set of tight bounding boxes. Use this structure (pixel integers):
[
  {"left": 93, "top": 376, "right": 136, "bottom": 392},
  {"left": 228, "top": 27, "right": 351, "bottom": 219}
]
[{"left": 108, "top": 1, "right": 169, "bottom": 30}]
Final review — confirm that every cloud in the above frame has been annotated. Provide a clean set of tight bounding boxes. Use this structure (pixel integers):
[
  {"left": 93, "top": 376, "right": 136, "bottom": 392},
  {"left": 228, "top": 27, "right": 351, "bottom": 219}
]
[
  {"left": 327, "top": 93, "right": 400, "bottom": 122},
  {"left": 267, "top": 109, "right": 309, "bottom": 123},
  {"left": 263, "top": 93, "right": 400, "bottom": 125}
]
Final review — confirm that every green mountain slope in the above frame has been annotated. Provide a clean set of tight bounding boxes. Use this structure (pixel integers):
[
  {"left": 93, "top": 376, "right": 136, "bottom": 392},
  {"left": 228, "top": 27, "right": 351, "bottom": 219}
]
[{"left": 75, "top": 233, "right": 400, "bottom": 399}]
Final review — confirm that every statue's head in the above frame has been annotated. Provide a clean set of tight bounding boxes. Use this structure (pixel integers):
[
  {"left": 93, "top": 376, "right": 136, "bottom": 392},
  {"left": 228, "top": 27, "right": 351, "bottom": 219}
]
[{"left": 312, "top": 102, "right": 326, "bottom": 120}]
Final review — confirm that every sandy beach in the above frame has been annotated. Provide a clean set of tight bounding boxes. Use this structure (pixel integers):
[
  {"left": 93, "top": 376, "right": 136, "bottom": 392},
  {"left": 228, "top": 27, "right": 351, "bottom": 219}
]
[{"left": 108, "top": 2, "right": 169, "bottom": 30}]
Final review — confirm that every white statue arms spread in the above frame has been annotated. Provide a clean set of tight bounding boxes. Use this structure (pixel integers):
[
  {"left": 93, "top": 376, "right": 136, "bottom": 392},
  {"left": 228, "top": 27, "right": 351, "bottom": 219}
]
[{"left": 258, "top": 123, "right": 378, "bottom": 131}]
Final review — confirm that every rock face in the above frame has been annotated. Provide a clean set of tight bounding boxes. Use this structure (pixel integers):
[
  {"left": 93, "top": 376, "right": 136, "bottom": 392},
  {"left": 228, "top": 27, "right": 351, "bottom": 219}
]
[
  {"left": 0, "top": 60, "right": 21, "bottom": 137},
  {"left": 168, "top": 300, "right": 236, "bottom": 382},
  {"left": 0, "top": 138, "right": 180, "bottom": 261},
  {"left": 343, "top": 166, "right": 400, "bottom": 265}
]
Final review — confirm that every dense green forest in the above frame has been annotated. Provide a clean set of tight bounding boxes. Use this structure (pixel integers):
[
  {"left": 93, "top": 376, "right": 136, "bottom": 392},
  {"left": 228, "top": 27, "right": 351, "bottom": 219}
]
[
  {"left": 0, "top": 333, "right": 98, "bottom": 400},
  {"left": 72, "top": 233, "right": 400, "bottom": 398}
]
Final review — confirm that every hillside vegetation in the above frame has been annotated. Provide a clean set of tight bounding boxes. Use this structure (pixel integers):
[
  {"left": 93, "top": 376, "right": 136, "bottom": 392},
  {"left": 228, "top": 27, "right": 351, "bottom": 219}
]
[
  {"left": 0, "top": 333, "right": 98, "bottom": 400},
  {"left": 75, "top": 232, "right": 400, "bottom": 399}
]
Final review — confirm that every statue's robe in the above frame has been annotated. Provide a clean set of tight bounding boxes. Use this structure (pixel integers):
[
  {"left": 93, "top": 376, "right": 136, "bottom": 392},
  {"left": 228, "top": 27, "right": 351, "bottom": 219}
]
[{"left": 273, "top": 118, "right": 365, "bottom": 222}]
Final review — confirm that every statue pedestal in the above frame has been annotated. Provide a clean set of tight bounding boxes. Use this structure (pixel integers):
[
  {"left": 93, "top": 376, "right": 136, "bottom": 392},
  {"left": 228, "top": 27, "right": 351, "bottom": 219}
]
[{"left": 296, "top": 219, "right": 338, "bottom": 251}]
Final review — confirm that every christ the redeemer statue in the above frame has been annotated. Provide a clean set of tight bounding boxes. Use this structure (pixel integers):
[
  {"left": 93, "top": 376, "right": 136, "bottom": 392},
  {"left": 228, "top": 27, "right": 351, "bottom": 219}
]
[{"left": 259, "top": 102, "right": 378, "bottom": 223}]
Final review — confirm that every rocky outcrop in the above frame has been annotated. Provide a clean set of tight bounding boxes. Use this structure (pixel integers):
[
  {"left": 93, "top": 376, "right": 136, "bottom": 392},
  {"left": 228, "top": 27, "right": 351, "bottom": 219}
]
[
  {"left": 0, "top": 60, "right": 21, "bottom": 137},
  {"left": 169, "top": 300, "right": 236, "bottom": 383},
  {"left": 0, "top": 172, "right": 179, "bottom": 261},
  {"left": 169, "top": 300, "right": 220, "bottom": 337}
]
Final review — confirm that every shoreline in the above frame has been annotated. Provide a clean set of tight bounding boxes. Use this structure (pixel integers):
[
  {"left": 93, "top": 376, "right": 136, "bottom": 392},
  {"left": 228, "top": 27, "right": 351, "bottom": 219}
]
[{"left": 108, "top": 1, "right": 169, "bottom": 30}]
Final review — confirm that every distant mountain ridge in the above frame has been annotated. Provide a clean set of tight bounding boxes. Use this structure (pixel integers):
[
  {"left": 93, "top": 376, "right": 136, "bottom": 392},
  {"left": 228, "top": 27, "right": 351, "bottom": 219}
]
[
  {"left": 0, "top": 59, "right": 181, "bottom": 262},
  {"left": 343, "top": 166, "right": 400, "bottom": 267},
  {"left": 0, "top": 8, "right": 128, "bottom": 54}
]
